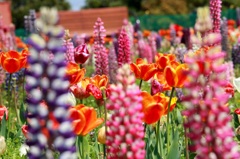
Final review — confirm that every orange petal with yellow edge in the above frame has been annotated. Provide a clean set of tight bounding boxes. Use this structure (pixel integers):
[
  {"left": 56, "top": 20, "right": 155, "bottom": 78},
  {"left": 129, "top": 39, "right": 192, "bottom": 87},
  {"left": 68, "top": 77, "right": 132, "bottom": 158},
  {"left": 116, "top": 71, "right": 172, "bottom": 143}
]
[
  {"left": 130, "top": 63, "right": 141, "bottom": 79},
  {"left": 164, "top": 66, "right": 177, "bottom": 87},
  {"left": 176, "top": 64, "right": 188, "bottom": 88},
  {"left": 80, "top": 107, "right": 104, "bottom": 136}
]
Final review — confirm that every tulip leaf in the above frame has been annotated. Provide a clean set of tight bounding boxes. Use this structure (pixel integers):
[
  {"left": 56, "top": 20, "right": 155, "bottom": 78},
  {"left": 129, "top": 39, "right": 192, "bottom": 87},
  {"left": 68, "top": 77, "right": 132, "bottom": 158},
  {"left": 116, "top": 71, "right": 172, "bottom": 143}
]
[
  {"left": 233, "top": 113, "right": 240, "bottom": 128},
  {"left": 20, "top": 102, "right": 26, "bottom": 124},
  {"left": 166, "top": 131, "right": 179, "bottom": 159}
]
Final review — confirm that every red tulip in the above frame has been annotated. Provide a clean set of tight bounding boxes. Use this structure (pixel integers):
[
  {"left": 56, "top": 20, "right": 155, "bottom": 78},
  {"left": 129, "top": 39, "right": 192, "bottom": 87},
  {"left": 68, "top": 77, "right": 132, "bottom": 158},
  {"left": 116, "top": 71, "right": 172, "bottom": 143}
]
[
  {"left": 74, "top": 44, "right": 90, "bottom": 64},
  {"left": 0, "top": 105, "right": 8, "bottom": 121}
]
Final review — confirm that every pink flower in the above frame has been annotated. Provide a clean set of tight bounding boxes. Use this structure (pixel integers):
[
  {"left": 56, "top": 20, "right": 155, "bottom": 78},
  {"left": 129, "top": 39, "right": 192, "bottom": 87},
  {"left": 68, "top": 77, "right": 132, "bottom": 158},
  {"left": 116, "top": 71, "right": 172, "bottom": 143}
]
[
  {"left": 118, "top": 27, "right": 131, "bottom": 66},
  {"left": 183, "top": 33, "right": 240, "bottom": 159},
  {"left": 106, "top": 64, "right": 145, "bottom": 159},
  {"left": 209, "top": 0, "right": 222, "bottom": 33},
  {"left": 93, "top": 17, "right": 109, "bottom": 76}
]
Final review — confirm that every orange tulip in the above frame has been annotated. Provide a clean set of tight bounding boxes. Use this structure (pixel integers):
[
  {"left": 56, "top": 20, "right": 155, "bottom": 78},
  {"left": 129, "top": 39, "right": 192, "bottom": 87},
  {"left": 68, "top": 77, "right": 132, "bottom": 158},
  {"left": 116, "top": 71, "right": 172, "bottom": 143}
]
[
  {"left": 154, "top": 72, "right": 172, "bottom": 91},
  {"left": 0, "top": 50, "right": 27, "bottom": 73},
  {"left": 90, "top": 75, "right": 108, "bottom": 90},
  {"left": 164, "top": 64, "right": 188, "bottom": 88},
  {"left": 130, "top": 58, "right": 158, "bottom": 81},
  {"left": 69, "top": 104, "right": 104, "bottom": 136},
  {"left": 155, "top": 53, "right": 178, "bottom": 71},
  {"left": 141, "top": 91, "right": 177, "bottom": 124},
  {"left": 66, "top": 62, "right": 86, "bottom": 85}
]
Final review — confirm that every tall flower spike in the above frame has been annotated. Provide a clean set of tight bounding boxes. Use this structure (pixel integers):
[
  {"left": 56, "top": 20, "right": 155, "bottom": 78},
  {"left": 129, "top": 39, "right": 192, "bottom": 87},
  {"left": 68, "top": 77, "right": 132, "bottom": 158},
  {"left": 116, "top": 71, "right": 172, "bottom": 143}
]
[
  {"left": 93, "top": 17, "right": 109, "bottom": 76},
  {"left": 106, "top": 64, "right": 145, "bottom": 159},
  {"left": 209, "top": 0, "right": 222, "bottom": 33},
  {"left": 26, "top": 7, "right": 76, "bottom": 159},
  {"left": 63, "top": 30, "right": 75, "bottom": 63},
  {"left": 183, "top": 33, "right": 240, "bottom": 159},
  {"left": 118, "top": 27, "right": 131, "bottom": 66},
  {"left": 108, "top": 44, "right": 118, "bottom": 83}
]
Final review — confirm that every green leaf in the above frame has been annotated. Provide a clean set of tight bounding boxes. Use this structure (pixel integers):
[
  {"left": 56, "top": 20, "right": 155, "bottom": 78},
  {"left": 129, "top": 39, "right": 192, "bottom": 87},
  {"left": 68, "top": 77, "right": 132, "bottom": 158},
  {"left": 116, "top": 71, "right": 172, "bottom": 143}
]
[
  {"left": 233, "top": 113, "right": 240, "bottom": 128},
  {"left": 20, "top": 102, "right": 26, "bottom": 124},
  {"left": 166, "top": 131, "right": 179, "bottom": 159}
]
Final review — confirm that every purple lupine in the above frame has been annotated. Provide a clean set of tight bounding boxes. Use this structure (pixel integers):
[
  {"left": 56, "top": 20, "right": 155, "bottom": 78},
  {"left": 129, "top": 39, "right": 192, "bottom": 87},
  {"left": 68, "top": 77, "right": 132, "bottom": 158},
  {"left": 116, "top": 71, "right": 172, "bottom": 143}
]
[
  {"left": 183, "top": 33, "right": 240, "bottom": 159},
  {"left": 26, "top": 7, "right": 76, "bottom": 159},
  {"left": 221, "top": 17, "right": 229, "bottom": 56},
  {"left": 209, "top": 0, "right": 222, "bottom": 33},
  {"left": 118, "top": 27, "right": 131, "bottom": 66},
  {"left": 24, "top": 9, "right": 37, "bottom": 35},
  {"left": 174, "top": 45, "right": 187, "bottom": 63},
  {"left": 106, "top": 64, "right": 145, "bottom": 159},
  {"left": 231, "top": 44, "right": 240, "bottom": 67},
  {"left": 93, "top": 17, "right": 109, "bottom": 76},
  {"left": 63, "top": 30, "right": 75, "bottom": 63},
  {"left": 108, "top": 45, "right": 118, "bottom": 83}
]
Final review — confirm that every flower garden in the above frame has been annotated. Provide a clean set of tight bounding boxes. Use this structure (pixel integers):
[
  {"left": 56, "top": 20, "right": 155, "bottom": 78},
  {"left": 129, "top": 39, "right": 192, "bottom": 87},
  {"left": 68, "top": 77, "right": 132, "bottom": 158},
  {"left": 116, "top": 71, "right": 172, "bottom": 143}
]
[{"left": 0, "top": 1, "right": 240, "bottom": 159}]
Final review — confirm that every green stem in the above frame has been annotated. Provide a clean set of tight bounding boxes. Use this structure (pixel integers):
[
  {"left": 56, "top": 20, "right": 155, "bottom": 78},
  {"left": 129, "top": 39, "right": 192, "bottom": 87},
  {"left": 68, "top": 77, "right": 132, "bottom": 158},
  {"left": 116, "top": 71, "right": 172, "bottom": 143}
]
[
  {"left": 102, "top": 90, "right": 107, "bottom": 159},
  {"left": 184, "top": 117, "right": 189, "bottom": 159},
  {"left": 13, "top": 86, "right": 21, "bottom": 126},
  {"left": 166, "top": 87, "right": 175, "bottom": 153},
  {"left": 82, "top": 136, "right": 85, "bottom": 159},
  {"left": 156, "top": 120, "right": 161, "bottom": 155},
  {"left": 139, "top": 79, "right": 143, "bottom": 89}
]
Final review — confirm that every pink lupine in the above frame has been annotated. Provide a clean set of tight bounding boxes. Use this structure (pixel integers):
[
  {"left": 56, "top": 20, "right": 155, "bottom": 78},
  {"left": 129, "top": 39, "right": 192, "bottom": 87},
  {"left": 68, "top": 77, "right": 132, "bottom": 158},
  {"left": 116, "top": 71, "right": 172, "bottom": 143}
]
[
  {"left": 93, "top": 17, "right": 109, "bottom": 76},
  {"left": 183, "top": 33, "right": 240, "bottom": 159},
  {"left": 209, "top": 0, "right": 222, "bottom": 33},
  {"left": 106, "top": 64, "right": 145, "bottom": 159},
  {"left": 148, "top": 32, "right": 157, "bottom": 62},
  {"left": 118, "top": 27, "right": 131, "bottom": 66},
  {"left": 0, "top": 66, "right": 5, "bottom": 85},
  {"left": 138, "top": 38, "right": 153, "bottom": 63},
  {"left": 108, "top": 45, "right": 118, "bottom": 83},
  {"left": 63, "top": 30, "right": 75, "bottom": 62}
]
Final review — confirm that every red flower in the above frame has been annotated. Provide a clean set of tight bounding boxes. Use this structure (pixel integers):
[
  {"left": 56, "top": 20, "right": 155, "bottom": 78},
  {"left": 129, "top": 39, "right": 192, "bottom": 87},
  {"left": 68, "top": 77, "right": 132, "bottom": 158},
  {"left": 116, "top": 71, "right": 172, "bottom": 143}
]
[
  {"left": 21, "top": 125, "right": 28, "bottom": 138},
  {"left": 74, "top": 44, "right": 90, "bottom": 64},
  {"left": 235, "top": 108, "right": 240, "bottom": 115},
  {"left": 0, "top": 105, "right": 8, "bottom": 121},
  {"left": 86, "top": 84, "right": 103, "bottom": 100}
]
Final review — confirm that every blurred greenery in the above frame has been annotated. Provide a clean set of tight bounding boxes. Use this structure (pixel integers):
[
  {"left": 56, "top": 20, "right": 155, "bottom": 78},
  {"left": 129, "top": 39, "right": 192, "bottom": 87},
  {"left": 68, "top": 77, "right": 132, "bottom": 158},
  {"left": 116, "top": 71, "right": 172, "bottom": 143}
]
[{"left": 9, "top": 0, "right": 70, "bottom": 28}]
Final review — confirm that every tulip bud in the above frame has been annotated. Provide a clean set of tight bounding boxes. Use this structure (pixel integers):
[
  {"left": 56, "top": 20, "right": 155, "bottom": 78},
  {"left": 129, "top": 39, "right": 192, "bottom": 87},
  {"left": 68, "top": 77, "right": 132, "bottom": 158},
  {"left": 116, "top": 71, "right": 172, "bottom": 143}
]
[
  {"left": 0, "top": 105, "right": 8, "bottom": 121},
  {"left": 97, "top": 126, "right": 106, "bottom": 144},
  {"left": 74, "top": 44, "right": 90, "bottom": 64},
  {"left": 0, "top": 136, "right": 6, "bottom": 155},
  {"left": 21, "top": 125, "right": 29, "bottom": 139}
]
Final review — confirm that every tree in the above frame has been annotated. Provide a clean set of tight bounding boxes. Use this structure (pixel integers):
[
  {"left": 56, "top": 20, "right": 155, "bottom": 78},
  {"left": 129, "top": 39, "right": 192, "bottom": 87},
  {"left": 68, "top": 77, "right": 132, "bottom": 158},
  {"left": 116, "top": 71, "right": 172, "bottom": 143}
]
[{"left": 9, "top": 0, "right": 70, "bottom": 28}]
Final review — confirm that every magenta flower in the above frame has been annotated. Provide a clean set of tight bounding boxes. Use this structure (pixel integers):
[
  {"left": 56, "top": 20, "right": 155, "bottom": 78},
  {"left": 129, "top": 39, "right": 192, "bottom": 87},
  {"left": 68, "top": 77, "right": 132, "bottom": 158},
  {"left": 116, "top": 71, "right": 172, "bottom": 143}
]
[
  {"left": 63, "top": 30, "right": 75, "bottom": 63},
  {"left": 209, "top": 0, "right": 222, "bottom": 33},
  {"left": 106, "top": 64, "right": 145, "bottom": 159},
  {"left": 93, "top": 17, "right": 109, "bottom": 76},
  {"left": 183, "top": 33, "right": 240, "bottom": 159},
  {"left": 118, "top": 27, "right": 131, "bottom": 66}
]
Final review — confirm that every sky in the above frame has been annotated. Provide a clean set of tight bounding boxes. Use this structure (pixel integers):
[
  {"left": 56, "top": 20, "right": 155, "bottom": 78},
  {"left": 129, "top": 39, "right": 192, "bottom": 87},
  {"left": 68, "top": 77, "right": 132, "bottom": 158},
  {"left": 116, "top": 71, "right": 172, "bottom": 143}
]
[{"left": 67, "top": 0, "right": 86, "bottom": 11}]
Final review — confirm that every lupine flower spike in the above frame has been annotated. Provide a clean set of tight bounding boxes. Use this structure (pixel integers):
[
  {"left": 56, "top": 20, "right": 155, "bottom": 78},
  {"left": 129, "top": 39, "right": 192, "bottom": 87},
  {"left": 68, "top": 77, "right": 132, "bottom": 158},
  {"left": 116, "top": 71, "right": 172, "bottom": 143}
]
[
  {"left": 93, "top": 17, "right": 109, "bottom": 76},
  {"left": 106, "top": 64, "right": 145, "bottom": 159},
  {"left": 26, "top": 7, "right": 76, "bottom": 159}
]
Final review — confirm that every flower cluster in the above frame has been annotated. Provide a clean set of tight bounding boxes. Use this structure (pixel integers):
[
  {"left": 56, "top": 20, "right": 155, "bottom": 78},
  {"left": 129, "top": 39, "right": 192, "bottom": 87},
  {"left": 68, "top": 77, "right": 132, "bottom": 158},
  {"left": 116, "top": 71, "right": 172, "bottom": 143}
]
[
  {"left": 106, "top": 64, "right": 145, "bottom": 159},
  {"left": 26, "top": 7, "right": 76, "bottom": 159},
  {"left": 93, "top": 17, "right": 109, "bottom": 76}
]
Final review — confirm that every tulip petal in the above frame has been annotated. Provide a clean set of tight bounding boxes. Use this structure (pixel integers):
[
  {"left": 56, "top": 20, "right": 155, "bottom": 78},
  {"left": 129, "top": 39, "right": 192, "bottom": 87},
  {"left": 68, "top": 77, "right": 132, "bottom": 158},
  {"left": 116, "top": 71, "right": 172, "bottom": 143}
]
[
  {"left": 176, "top": 64, "right": 188, "bottom": 87},
  {"left": 3, "top": 58, "right": 21, "bottom": 73},
  {"left": 164, "top": 66, "right": 176, "bottom": 87},
  {"left": 143, "top": 103, "right": 163, "bottom": 124},
  {"left": 130, "top": 63, "right": 141, "bottom": 79}
]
